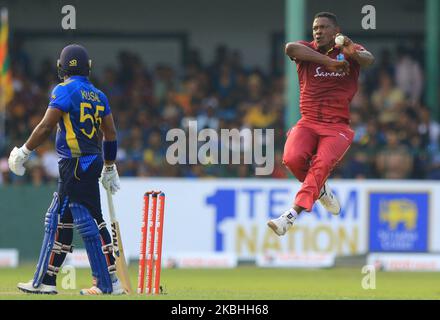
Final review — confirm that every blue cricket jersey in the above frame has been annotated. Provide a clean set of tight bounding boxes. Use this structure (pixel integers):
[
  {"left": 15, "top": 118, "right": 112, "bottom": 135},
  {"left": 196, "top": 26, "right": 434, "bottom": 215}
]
[{"left": 48, "top": 76, "right": 111, "bottom": 158}]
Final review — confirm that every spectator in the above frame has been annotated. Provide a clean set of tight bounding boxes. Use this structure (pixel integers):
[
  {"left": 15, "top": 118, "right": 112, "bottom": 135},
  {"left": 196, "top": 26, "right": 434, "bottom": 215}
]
[
  {"left": 376, "top": 130, "right": 413, "bottom": 179},
  {"left": 395, "top": 46, "right": 424, "bottom": 106},
  {"left": 340, "top": 148, "right": 371, "bottom": 179},
  {"left": 371, "top": 71, "right": 406, "bottom": 125},
  {"left": 0, "top": 44, "right": 433, "bottom": 184},
  {"left": 418, "top": 106, "right": 440, "bottom": 149}
]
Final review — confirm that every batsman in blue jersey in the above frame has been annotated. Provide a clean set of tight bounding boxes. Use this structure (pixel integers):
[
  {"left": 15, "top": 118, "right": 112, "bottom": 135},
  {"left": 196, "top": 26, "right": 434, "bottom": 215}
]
[{"left": 8, "top": 44, "right": 124, "bottom": 295}]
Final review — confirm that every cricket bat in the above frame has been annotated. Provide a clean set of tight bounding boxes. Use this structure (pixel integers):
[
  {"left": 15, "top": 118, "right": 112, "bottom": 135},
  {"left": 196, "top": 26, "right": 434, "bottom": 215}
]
[{"left": 106, "top": 189, "right": 133, "bottom": 294}]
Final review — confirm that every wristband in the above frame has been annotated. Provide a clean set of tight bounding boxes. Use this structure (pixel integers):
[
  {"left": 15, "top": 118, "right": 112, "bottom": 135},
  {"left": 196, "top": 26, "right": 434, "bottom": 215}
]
[
  {"left": 103, "top": 140, "right": 117, "bottom": 161},
  {"left": 21, "top": 144, "right": 32, "bottom": 155}
]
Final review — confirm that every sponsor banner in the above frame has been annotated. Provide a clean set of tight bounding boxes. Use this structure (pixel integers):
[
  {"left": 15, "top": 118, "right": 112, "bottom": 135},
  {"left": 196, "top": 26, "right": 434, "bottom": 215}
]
[
  {"left": 64, "top": 249, "right": 90, "bottom": 268},
  {"left": 0, "top": 249, "right": 18, "bottom": 267},
  {"left": 369, "top": 192, "right": 429, "bottom": 252},
  {"left": 256, "top": 253, "right": 335, "bottom": 268},
  {"left": 101, "top": 179, "right": 367, "bottom": 260},
  {"left": 368, "top": 253, "right": 440, "bottom": 271},
  {"left": 163, "top": 253, "right": 237, "bottom": 268},
  {"left": 98, "top": 179, "right": 440, "bottom": 261}
]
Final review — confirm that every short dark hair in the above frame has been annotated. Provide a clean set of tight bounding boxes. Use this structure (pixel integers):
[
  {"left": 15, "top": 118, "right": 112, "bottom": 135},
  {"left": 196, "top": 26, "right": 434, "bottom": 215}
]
[{"left": 314, "top": 12, "right": 338, "bottom": 26}]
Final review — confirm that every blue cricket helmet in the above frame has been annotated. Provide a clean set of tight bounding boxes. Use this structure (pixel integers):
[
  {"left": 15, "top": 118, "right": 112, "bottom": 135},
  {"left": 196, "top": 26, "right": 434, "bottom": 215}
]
[{"left": 57, "top": 44, "right": 92, "bottom": 79}]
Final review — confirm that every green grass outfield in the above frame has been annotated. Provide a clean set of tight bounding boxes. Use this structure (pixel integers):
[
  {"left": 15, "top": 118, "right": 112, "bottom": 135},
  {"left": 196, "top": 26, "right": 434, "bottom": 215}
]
[{"left": 0, "top": 265, "right": 439, "bottom": 300}]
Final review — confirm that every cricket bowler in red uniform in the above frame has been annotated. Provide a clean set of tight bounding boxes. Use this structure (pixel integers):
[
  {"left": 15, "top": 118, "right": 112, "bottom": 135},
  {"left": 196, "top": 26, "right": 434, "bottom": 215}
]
[{"left": 268, "top": 12, "right": 374, "bottom": 236}]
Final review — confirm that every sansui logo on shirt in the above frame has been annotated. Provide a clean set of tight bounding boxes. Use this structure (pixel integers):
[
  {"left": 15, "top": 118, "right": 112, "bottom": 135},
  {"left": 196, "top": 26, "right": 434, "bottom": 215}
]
[{"left": 314, "top": 66, "right": 346, "bottom": 78}]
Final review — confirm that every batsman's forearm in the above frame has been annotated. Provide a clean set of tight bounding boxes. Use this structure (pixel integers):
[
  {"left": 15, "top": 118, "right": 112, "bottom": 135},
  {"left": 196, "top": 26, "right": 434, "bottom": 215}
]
[
  {"left": 285, "top": 42, "right": 332, "bottom": 65},
  {"left": 25, "top": 123, "right": 54, "bottom": 150},
  {"left": 351, "top": 50, "right": 375, "bottom": 67}
]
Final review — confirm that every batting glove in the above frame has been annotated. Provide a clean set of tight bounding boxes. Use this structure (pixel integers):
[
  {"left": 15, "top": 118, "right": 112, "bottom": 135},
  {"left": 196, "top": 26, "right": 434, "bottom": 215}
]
[
  {"left": 100, "top": 164, "right": 121, "bottom": 195},
  {"left": 8, "top": 145, "right": 32, "bottom": 176}
]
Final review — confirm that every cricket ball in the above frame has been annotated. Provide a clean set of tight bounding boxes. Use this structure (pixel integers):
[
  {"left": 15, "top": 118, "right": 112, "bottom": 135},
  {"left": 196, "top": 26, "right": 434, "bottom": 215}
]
[{"left": 335, "top": 35, "right": 345, "bottom": 46}]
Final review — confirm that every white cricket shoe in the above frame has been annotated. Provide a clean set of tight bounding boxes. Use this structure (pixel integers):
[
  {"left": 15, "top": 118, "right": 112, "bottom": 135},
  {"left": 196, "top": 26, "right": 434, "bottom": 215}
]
[
  {"left": 319, "top": 182, "right": 341, "bottom": 215},
  {"left": 267, "top": 209, "right": 297, "bottom": 236},
  {"left": 17, "top": 280, "right": 57, "bottom": 295},
  {"left": 80, "top": 285, "right": 104, "bottom": 295},
  {"left": 111, "top": 279, "right": 126, "bottom": 295},
  {"left": 80, "top": 279, "right": 126, "bottom": 295}
]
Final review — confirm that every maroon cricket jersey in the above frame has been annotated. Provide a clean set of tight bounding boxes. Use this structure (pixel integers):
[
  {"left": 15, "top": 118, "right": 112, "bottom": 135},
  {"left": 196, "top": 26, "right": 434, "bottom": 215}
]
[{"left": 294, "top": 40, "right": 366, "bottom": 124}]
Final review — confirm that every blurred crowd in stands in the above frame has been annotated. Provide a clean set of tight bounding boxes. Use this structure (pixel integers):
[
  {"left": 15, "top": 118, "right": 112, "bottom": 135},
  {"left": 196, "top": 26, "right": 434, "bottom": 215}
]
[{"left": 1, "top": 41, "right": 439, "bottom": 185}]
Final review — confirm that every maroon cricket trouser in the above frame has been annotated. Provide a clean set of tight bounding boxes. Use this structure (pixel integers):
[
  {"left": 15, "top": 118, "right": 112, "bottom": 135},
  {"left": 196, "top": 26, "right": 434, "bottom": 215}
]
[{"left": 283, "top": 118, "right": 354, "bottom": 211}]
